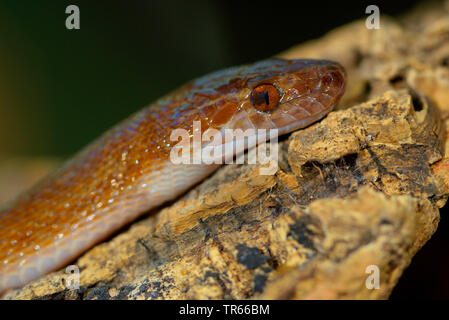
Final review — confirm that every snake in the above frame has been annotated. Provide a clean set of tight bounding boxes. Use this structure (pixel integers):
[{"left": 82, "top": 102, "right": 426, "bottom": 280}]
[{"left": 0, "top": 58, "right": 346, "bottom": 294}]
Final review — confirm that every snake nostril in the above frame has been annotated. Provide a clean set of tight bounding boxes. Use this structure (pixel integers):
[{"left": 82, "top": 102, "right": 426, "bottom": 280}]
[{"left": 322, "top": 74, "right": 333, "bottom": 86}]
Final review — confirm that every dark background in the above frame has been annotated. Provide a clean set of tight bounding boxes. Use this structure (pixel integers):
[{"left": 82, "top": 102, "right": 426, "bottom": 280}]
[{"left": 0, "top": 0, "right": 447, "bottom": 299}]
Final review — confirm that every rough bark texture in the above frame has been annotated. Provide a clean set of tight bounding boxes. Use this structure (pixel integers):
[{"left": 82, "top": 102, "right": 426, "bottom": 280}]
[{"left": 5, "top": 1, "right": 449, "bottom": 299}]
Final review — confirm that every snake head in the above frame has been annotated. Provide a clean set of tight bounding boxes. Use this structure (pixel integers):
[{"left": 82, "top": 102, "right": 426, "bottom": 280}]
[
  {"left": 165, "top": 58, "right": 345, "bottom": 137},
  {"left": 223, "top": 58, "right": 346, "bottom": 135}
]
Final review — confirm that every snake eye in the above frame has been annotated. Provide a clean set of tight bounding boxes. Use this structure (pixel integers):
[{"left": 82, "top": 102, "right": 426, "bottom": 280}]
[{"left": 250, "top": 84, "right": 280, "bottom": 112}]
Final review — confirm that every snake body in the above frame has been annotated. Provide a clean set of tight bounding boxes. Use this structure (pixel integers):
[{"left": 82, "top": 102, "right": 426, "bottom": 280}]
[{"left": 0, "top": 58, "right": 346, "bottom": 293}]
